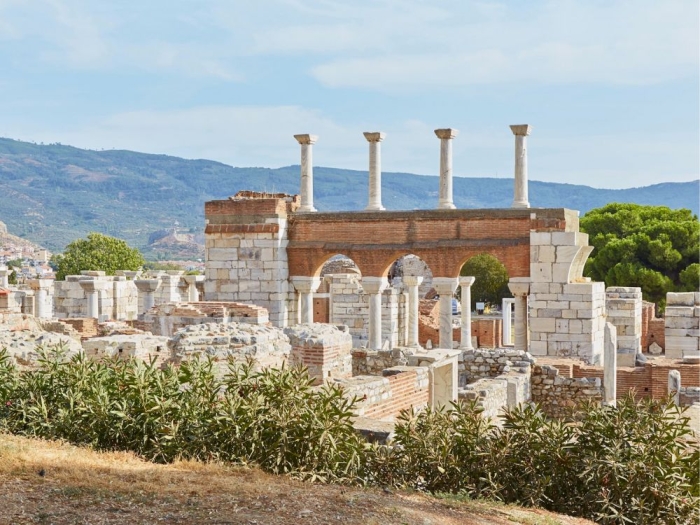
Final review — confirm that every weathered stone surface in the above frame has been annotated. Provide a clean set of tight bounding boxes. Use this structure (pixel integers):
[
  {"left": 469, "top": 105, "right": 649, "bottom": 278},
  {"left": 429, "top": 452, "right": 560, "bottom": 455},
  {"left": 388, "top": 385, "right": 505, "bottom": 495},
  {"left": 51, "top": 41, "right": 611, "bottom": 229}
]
[{"left": 0, "top": 313, "right": 83, "bottom": 367}]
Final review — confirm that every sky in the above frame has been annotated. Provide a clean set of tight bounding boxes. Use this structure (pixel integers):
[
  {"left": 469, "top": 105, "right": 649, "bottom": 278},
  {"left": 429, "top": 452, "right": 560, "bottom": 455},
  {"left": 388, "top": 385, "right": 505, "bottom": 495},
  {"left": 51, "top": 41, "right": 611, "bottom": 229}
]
[{"left": 0, "top": 0, "right": 698, "bottom": 189}]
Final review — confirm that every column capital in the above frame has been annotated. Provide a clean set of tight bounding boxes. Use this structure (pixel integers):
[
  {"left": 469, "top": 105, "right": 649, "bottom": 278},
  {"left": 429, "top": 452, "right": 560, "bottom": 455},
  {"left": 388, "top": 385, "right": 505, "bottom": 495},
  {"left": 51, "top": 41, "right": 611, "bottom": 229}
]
[
  {"left": 290, "top": 276, "right": 321, "bottom": 294},
  {"left": 79, "top": 279, "right": 109, "bottom": 293},
  {"left": 510, "top": 124, "right": 531, "bottom": 136},
  {"left": 134, "top": 278, "right": 161, "bottom": 293},
  {"left": 294, "top": 134, "right": 318, "bottom": 145},
  {"left": 27, "top": 278, "right": 53, "bottom": 291},
  {"left": 435, "top": 128, "right": 458, "bottom": 140},
  {"left": 459, "top": 276, "right": 475, "bottom": 287},
  {"left": 432, "top": 277, "right": 459, "bottom": 295},
  {"left": 361, "top": 276, "right": 389, "bottom": 294},
  {"left": 403, "top": 275, "right": 424, "bottom": 287},
  {"left": 183, "top": 274, "right": 205, "bottom": 285},
  {"left": 508, "top": 277, "right": 530, "bottom": 297},
  {"left": 363, "top": 131, "right": 385, "bottom": 143}
]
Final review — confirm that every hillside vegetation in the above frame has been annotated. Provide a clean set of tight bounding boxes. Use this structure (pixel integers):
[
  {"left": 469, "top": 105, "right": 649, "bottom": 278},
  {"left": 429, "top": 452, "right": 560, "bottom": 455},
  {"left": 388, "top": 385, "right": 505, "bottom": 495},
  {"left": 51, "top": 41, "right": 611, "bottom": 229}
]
[{"left": 0, "top": 138, "right": 697, "bottom": 257}]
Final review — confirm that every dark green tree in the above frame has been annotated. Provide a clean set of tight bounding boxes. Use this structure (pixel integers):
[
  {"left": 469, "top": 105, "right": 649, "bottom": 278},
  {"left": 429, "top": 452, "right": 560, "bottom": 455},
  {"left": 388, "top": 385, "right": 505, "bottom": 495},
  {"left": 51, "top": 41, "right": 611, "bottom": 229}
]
[
  {"left": 581, "top": 203, "right": 699, "bottom": 307},
  {"left": 51, "top": 232, "right": 144, "bottom": 280},
  {"left": 459, "top": 253, "right": 510, "bottom": 309}
]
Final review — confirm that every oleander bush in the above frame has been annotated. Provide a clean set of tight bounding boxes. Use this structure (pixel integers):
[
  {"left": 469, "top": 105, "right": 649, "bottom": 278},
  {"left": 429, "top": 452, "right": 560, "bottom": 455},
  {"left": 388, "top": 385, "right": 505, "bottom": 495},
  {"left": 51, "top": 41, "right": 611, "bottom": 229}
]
[{"left": 0, "top": 344, "right": 697, "bottom": 524}]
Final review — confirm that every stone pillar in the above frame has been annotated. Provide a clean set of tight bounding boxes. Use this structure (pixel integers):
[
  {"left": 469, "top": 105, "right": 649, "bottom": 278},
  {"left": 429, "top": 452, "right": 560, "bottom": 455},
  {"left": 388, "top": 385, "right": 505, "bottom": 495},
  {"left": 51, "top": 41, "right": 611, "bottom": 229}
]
[
  {"left": 433, "top": 277, "right": 459, "bottom": 349},
  {"left": 294, "top": 134, "right": 318, "bottom": 213},
  {"left": 28, "top": 279, "right": 53, "bottom": 319},
  {"left": 364, "top": 132, "right": 386, "bottom": 211},
  {"left": 434, "top": 128, "right": 458, "bottom": 209},
  {"left": 183, "top": 275, "right": 203, "bottom": 302},
  {"left": 134, "top": 279, "right": 161, "bottom": 315},
  {"left": 510, "top": 124, "right": 531, "bottom": 209},
  {"left": 0, "top": 265, "right": 11, "bottom": 288},
  {"left": 362, "top": 277, "right": 388, "bottom": 351},
  {"left": 459, "top": 276, "right": 475, "bottom": 350},
  {"left": 502, "top": 298, "right": 515, "bottom": 346},
  {"left": 79, "top": 279, "right": 106, "bottom": 319},
  {"left": 290, "top": 276, "right": 321, "bottom": 324},
  {"left": 21, "top": 293, "right": 35, "bottom": 316},
  {"left": 604, "top": 322, "right": 617, "bottom": 406},
  {"left": 668, "top": 369, "right": 681, "bottom": 406},
  {"left": 403, "top": 275, "right": 423, "bottom": 348},
  {"left": 508, "top": 278, "right": 530, "bottom": 352}
]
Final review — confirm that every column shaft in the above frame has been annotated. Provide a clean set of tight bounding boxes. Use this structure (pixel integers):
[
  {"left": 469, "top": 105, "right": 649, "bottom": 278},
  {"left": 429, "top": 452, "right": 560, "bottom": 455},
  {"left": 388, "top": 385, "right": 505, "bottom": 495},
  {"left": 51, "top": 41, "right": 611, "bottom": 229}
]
[
  {"left": 300, "top": 291, "right": 314, "bottom": 324},
  {"left": 143, "top": 292, "right": 155, "bottom": 313},
  {"left": 404, "top": 276, "right": 423, "bottom": 348},
  {"left": 433, "top": 277, "right": 458, "bottom": 349},
  {"left": 435, "top": 129, "right": 458, "bottom": 210},
  {"left": 510, "top": 124, "right": 531, "bottom": 209},
  {"left": 459, "top": 277, "right": 475, "bottom": 350},
  {"left": 513, "top": 294, "right": 528, "bottom": 351},
  {"left": 368, "top": 292, "right": 382, "bottom": 350},
  {"left": 364, "top": 132, "right": 385, "bottom": 211},
  {"left": 87, "top": 291, "right": 99, "bottom": 319},
  {"left": 294, "top": 134, "right": 318, "bottom": 213}
]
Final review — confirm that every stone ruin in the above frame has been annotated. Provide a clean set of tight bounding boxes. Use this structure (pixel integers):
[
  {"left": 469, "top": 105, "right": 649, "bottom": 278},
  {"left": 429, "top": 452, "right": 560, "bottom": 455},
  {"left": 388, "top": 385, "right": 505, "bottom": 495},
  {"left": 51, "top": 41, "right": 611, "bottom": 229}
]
[{"left": 0, "top": 125, "right": 697, "bottom": 433}]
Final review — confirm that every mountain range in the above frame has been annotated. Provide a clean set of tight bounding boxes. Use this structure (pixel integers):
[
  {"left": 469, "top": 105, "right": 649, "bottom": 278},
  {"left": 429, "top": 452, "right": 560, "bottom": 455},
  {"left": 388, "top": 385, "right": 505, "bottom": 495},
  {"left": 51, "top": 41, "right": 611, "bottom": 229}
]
[{"left": 0, "top": 137, "right": 697, "bottom": 259}]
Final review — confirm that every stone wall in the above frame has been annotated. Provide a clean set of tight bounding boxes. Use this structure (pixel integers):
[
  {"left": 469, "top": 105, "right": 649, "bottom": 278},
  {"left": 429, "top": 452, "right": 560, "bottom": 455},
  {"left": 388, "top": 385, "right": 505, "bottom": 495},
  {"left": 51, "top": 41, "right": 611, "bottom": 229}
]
[
  {"left": 169, "top": 322, "right": 292, "bottom": 376},
  {"left": 606, "top": 287, "right": 642, "bottom": 366},
  {"left": 351, "top": 348, "right": 409, "bottom": 376},
  {"left": 337, "top": 366, "right": 429, "bottom": 421},
  {"left": 529, "top": 230, "right": 605, "bottom": 365},
  {"left": 459, "top": 378, "right": 508, "bottom": 422},
  {"left": 58, "top": 317, "right": 99, "bottom": 339},
  {"left": 459, "top": 347, "right": 534, "bottom": 385},
  {"left": 137, "top": 301, "right": 269, "bottom": 337},
  {"left": 326, "top": 273, "right": 404, "bottom": 348},
  {"left": 203, "top": 192, "right": 299, "bottom": 327},
  {"left": 54, "top": 275, "right": 139, "bottom": 321},
  {"left": 284, "top": 323, "right": 353, "bottom": 384},
  {"left": 82, "top": 334, "right": 172, "bottom": 368},
  {"left": 680, "top": 387, "right": 700, "bottom": 407},
  {"left": 531, "top": 364, "right": 603, "bottom": 417},
  {"left": 665, "top": 292, "right": 700, "bottom": 359}
]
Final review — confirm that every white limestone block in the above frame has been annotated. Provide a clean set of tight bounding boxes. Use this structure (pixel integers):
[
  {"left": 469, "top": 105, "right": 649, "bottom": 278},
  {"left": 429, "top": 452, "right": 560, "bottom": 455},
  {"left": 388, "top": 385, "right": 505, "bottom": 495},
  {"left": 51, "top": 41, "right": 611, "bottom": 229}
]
[
  {"left": 551, "top": 232, "right": 579, "bottom": 246},
  {"left": 666, "top": 307, "right": 696, "bottom": 318},
  {"left": 667, "top": 292, "right": 696, "bottom": 306},
  {"left": 530, "top": 232, "right": 551, "bottom": 246},
  {"left": 531, "top": 263, "right": 552, "bottom": 282},
  {"left": 530, "top": 317, "right": 556, "bottom": 332}
]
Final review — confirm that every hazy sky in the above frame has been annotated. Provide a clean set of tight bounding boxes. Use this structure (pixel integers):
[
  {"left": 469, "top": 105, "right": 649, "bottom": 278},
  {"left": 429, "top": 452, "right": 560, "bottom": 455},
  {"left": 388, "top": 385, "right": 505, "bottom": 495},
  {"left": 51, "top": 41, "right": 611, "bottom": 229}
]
[{"left": 0, "top": 0, "right": 698, "bottom": 188}]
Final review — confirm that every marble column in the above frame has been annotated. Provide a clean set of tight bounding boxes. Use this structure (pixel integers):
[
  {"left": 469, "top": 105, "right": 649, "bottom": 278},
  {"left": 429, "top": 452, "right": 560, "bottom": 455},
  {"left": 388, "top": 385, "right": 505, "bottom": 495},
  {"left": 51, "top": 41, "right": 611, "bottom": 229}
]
[
  {"left": 363, "top": 132, "right": 386, "bottom": 211},
  {"left": 183, "top": 275, "right": 203, "bottom": 302},
  {"left": 403, "top": 275, "right": 423, "bottom": 348},
  {"left": 510, "top": 124, "right": 531, "bottom": 209},
  {"left": 362, "top": 277, "right": 388, "bottom": 351},
  {"left": 28, "top": 278, "right": 53, "bottom": 319},
  {"left": 668, "top": 370, "right": 681, "bottom": 406},
  {"left": 161, "top": 271, "right": 184, "bottom": 302},
  {"left": 290, "top": 276, "right": 321, "bottom": 324},
  {"left": 603, "top": 322, "right": 617, "bottom": 406},
  {"left": 459, "top": 276, "right": 475, "bottom": 350},
  {"left": 79, "top": 279, "right": 106, "bottom": 319},
  {"left": 433, "top": 277, "right": 459, "bottom": 349},
  {"left": 434, "top": 128, "right": 458, "bottom": 210},
  {"left": 502, "top": 298, "right": 515, "bottom": 346},
  {"left": 134, "top": 278, "right": 161, "bottom": 315},
  {"left": 294, "top": 134, "right": 318, "bottom": 213},
  {"left": 0, "top": 266, "right": 11, "bottom": 288},
  {"left": 508, "top": 279, "right": 530, "bottom": 352}
]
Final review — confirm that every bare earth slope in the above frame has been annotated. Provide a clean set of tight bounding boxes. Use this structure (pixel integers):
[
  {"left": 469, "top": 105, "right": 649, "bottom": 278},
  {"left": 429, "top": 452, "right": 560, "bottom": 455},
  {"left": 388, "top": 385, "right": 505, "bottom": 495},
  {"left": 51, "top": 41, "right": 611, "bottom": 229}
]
[{"left": 0, "top": 434, "right": 594, "bottom": 525}]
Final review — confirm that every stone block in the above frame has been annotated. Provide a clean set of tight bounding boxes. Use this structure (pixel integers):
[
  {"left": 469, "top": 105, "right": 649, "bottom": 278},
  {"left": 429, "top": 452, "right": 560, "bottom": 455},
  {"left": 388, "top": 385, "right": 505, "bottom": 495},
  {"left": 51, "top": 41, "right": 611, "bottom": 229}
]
[
  {"left": 530, "top": 232, "right": 552, "bottom": 246},
  {"left": 531, "top": 263, "right": 552, "bottom": 283},
  {"left": 530, "top": 318, "right": 556, "bottom": 333},
  {"left": 551, "top": 232, "right": 579, "bottom": 246},
  {"left": 665, "top": 336, "right": 699, "bottom": 353},
  {"left": 667, "top": 292, "right": 696, "bottom": 306}
]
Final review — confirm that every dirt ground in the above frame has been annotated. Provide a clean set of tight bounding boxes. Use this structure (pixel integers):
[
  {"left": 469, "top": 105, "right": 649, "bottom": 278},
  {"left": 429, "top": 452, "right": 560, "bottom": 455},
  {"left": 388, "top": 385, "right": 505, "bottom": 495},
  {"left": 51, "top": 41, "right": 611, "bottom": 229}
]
[{"left": 0, "top": 434, "right": 595, "bottom": 525}]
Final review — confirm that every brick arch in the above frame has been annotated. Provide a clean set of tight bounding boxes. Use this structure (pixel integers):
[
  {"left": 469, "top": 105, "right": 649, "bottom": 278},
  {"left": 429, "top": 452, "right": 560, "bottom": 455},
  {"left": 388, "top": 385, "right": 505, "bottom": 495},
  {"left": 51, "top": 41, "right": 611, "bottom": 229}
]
[
  {"left": 307, "top": 252, "right": 363, "bottom": 278},
  {"left": 453, "top": 248, "right": 522, "bottom": 279}
]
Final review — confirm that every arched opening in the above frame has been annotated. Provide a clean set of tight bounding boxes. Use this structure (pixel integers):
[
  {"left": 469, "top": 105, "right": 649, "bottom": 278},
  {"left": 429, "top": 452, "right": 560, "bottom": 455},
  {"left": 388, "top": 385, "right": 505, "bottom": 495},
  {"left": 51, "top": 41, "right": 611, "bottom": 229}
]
[{"left": 458, "top": 253, "right": 512, "bottom": 348}]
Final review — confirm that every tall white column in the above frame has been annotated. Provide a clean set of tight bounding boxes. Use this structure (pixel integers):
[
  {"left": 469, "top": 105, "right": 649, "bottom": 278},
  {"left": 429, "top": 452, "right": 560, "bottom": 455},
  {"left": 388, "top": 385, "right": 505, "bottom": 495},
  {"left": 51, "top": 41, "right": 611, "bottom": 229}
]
[
  {"left": 362, "top": 277, "right": 388, "bottom": 351},
  {"left": 28, "top": 279, "right": 53, "bottom": 319},
  {"left": 508, "top": 278, "right": 530, "bottom": 352},
  {"left": 604, "top": 322, "right": 617, "bottom": 406},
  {"left": 363, "top": 132, "right": 386, "bottom": 211},
  {"left": 134, "top": 279, "right": 161, "bottom": 315},
  {"left": 0, "top": 266, "right": 10, "bottom": 288},
  {"left": 290, "top": 276, "right": 321, "bottom": 324},
  {"left": 294, "top": 134, "right": 318, "bottom": 213},
  {"left": 433, "top": 277, "right": 459, "bottom": 349},
  {"left": 459, "top": 276, "right": 475, "bottom": 350},
  {"left": 183, "top": 275, "right": 203, "bottom": 302},
  {"left": 403, "top": 275, "right": 423, "bottom": 348},
  {"left": 434, "top": 128, "right": 458, "bottom": 209},
  {"left": 79, "top": 279, "right": 106, "bottom": 319},
  {"left": 510, "top": 124, "right": 531, "bottom": 209},
  {"left": 502, "top": 298, "right": 515, "bottom": 346}
]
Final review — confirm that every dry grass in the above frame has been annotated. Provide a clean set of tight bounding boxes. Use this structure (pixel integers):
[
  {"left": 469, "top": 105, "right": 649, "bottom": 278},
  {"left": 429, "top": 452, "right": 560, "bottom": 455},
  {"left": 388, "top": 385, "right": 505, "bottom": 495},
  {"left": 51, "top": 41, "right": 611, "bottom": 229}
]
[{"left": 0, "top": 433, "right": 596, "bottom": 525}]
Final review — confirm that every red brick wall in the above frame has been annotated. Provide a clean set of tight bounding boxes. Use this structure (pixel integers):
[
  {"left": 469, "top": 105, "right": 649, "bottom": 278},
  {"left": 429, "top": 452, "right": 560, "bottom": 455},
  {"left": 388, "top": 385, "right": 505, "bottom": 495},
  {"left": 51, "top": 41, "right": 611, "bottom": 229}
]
[
  {"left": 647, "top": 318, "right": 665, "bottom": 351},
  {"left": 573, "top": 362, "right": 700, "bottom": 400},
  {"left": 59, "top": 317, "right": 98, "bottom": 339},
  {"left": 286, "top": 208, "right": 572, "bottom": 278},
  {"left": 313, "top": 298, "right": 329, "bottom": 323},
  {"left": 418, "top": 315, "right": 502, "bottom": 348},
  {"left": 362, "top": 371, "right": 429, "bottom": 420}
]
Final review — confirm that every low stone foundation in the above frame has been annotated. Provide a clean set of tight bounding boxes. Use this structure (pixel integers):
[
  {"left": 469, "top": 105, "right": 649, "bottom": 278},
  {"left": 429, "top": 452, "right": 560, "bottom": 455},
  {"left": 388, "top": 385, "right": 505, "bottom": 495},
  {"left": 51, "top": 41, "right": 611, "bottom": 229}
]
[
  {"left": 459, "top": 378, "right": 508, "bottom": 421},
  {"left": 531, "top": 364, "right": 602, "bottom": 418},
  {"left": 82, "top": 334, "right": 171, "bottom": 368},
  {"left": 284, "top": 323, "right": 353, "bottom": 384}
]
